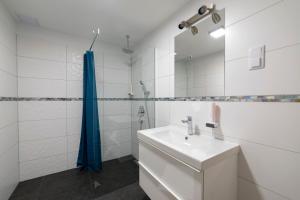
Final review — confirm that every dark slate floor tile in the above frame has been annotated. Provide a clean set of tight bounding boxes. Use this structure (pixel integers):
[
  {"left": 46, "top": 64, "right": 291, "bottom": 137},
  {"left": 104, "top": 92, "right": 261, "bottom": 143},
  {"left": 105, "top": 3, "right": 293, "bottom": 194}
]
[
  {"left": 95, "top": 182, "right": 150, "bottom": 200},
  {"left": 38, "top": 191, "right": 70, "bottom": 200},
  {"left": 9, "top": 177, "right": 42, "bottom": 200},
  {"left": 9, "top": 156, "right": 149, "bottom": 200},
  {"left": 38, "top": 169, "right": 92, "bottom": 199},
  {"left": 89, "top": 158, "right": 139, "bottom": 198},
  {"left": 9, "top": 194, "right": 38, "bottom": 200}
]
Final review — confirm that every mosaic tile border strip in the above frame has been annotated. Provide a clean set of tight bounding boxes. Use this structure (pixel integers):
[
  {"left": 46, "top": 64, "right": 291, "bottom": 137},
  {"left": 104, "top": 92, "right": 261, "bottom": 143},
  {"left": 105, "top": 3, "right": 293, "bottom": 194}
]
[
  {"left": 154, "top": 95, "right": 300, "bottom": 102},
  {"left": 0, "top": 95, "right": 300, "bottom": 102}
]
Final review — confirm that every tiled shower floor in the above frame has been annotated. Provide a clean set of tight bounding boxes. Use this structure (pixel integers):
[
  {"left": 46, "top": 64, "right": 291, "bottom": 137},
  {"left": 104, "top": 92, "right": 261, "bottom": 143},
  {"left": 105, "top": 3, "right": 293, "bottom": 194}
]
[{"left": 9, "top": 156, "right": 150, "bottom": 200}]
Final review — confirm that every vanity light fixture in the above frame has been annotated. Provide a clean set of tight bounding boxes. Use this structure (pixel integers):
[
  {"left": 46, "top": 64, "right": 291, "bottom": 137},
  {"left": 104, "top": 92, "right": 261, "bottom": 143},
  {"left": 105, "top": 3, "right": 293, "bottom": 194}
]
[
  {"left": 209, "top": 27, "right": 225, "bottom": 39},
  {"left": 178, "top": 4, "right": 221, "bottom": 36}
]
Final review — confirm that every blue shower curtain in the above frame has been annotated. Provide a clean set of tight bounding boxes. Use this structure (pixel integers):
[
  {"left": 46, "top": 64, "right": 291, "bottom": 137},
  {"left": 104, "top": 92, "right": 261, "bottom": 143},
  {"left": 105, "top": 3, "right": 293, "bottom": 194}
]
[{"left": 77, "top": 51, "right": 102, "bottom": 171}]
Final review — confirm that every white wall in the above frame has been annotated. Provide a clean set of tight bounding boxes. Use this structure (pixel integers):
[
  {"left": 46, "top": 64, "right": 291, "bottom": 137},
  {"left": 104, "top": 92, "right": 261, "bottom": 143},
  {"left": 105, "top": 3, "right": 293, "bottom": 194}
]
[
  {"left": 0, "top": 2, "right": 19, "bottom": 200},
  {"left": 136, "top": 0, "right": 300, "bottom": 199},
  {"left": 17, "top": 24, "right": 132, "bottom": 181}
]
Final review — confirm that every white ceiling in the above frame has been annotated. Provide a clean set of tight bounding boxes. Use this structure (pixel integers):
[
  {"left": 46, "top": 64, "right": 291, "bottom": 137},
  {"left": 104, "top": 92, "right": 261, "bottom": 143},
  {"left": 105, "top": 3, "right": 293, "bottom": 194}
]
[
  {"left": 175, "top": 9, "right": 225, "bottom": 61},
  {"left": 2, "top": 0, "right": 191, "bottom": 46}
]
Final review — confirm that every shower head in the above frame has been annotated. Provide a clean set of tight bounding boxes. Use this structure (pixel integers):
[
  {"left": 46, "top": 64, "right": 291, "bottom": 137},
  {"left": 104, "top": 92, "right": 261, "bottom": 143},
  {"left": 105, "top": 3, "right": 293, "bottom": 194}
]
[
  {"left": 139, "top": 80, "right": 150, "bottom": 97},
  {"left": 211, "top": 12, "right": 221, "bottom": 24},
  {"left": 122, "top": 35, "right": 134, "bottom": 54}
]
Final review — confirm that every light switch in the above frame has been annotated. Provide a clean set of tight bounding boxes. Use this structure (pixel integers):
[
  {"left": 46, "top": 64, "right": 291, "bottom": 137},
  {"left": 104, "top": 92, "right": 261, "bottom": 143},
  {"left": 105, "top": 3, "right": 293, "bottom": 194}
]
[{"left": 248, "top": 45, "right": 265, "bottom": 70}]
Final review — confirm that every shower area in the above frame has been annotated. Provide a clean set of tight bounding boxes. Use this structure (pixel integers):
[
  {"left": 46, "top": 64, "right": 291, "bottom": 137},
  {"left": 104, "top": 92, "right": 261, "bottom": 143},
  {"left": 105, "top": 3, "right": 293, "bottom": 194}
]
[
  {"left": 6, "top": 23, "right": 155, "bottom": 199},
  {"left": 130, "top": 48, "right": 156, "bottom": 159}
]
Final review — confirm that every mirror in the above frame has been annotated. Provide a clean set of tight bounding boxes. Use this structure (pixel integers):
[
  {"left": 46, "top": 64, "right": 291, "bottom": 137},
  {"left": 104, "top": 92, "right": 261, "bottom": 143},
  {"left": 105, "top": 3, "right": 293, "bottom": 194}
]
[{"left": 175, "top": 9, "right": 225, "bottom": 97}]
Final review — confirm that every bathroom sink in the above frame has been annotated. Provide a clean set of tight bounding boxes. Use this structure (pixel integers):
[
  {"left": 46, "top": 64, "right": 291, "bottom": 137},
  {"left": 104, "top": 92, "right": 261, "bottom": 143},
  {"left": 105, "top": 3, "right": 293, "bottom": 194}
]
[{"left": 138, "top": 125, "right": 239, "bottom": 171}]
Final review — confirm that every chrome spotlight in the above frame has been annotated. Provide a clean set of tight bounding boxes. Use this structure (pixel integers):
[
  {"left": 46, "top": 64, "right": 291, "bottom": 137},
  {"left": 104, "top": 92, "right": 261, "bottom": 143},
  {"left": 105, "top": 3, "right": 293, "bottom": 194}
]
[
  {"left": 190, "top": 26, "right": 198, "bottom": 35},
  {"left": 211, "top": 12, "right": 221, "bottom": 24}
]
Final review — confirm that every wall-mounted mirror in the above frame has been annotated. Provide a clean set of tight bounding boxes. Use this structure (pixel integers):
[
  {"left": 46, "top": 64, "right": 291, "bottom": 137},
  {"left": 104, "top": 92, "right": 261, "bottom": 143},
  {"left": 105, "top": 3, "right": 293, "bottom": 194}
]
[{"left": 175, "top": 9, "right": 225, "bottom": 97}]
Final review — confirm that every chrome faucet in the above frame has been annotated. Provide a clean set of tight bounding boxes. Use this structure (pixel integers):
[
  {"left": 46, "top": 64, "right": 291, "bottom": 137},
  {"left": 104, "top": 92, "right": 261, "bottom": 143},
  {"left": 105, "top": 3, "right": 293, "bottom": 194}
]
[{"left": 181, "top": 116, "right": 194, "bottom": 135}]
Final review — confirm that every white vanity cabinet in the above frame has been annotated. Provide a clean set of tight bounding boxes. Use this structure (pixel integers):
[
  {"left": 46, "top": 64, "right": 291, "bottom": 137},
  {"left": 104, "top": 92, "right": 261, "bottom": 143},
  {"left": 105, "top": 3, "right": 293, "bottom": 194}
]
[{"left": 137, "top": 126, "right": 239, "bottom": 200}]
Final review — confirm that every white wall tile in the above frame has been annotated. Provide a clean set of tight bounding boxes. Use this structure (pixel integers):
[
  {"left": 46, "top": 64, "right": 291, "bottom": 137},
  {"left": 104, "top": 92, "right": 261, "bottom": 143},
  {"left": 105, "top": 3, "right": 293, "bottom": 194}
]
[
  {"left": 18, "top": 57, "right": 66, "bottom": 80},
  {"left": 104, "top": 83, "right": 129, "bottom": 98},
  {"left": 67, "top": 80, "right": 104, "bottom": 98},
  {"left": 102, "top": 141, "right": 131, "bottom": 161},
  {"left": 0, "top": 123, "right": 18, "bottom": 157},
  {"left": 67, "top": 80, "right": 82, "bottom": 98},
  {"left": 18, "top": 35, "right": 66, "bottom": 61},
  {"left": 155, "top": 76, "right": 170, "bottom": 97},
  {"left": 141, "top": 48, "right": 155, "bottom": 66},
  {"left": 226, "top": 0, "right": 300, "bottom": 61},
  {"left": 0, "top": 145, "right": 19, "bottom": 200},
  {"left": 219, "top": 102, "right": 300, "bottom": 153},
  {"left": 224, "top": 0, "right": 282, "bottom": 26},
  {"left": 0, "top": 102, "right": 18, "bottom": 128},
  {"left": 67, "top": 63, "right": 103, "bottom": 82},
  {"left": 67, "top": 62, "right": 82, "bottom": 81},
  {"left": 67, "top": 45, "right": 103, "bottom": 66},
  {"left": 104, "top": 52, "right": 130, "bottom": 70},
  {"left": 19, "top": 119, "right": 66, "bottom": 141},
  {"left": 0, "top": 3, "right": 18, "bottom": 197},
  {"left": 103, "top": 128, "right": 131, "bottom": 146},
  {"left": 236, "top": 139, "right": 300, "bottom": 200},
  {"left": 103, "top": 101, "right": 131, "bottom": 116},
  {"left": 98, "top": 100, "right": 104, "bottom": 117},
  {"left": 67, "top": 117, "right": 81, "bottom": 135},
  {"left": 169, "top": 75, "right": 175, "bottom": 97},
  {"left": 67, "top": 101, "right": 82, "bottom": 118},
  {"left": 20, "top": 154, "right": 67, "bottom": 181},
  {"left": 0, "top": 71, "right": 17, "bottom": 97},
  {"left": 19, "top": 137, "right": 67, "bottom": 162},
  {"left": 66, "top": 45, "right": 85, "bottom": 64},
  {"left": 155, "top": 101, "right": 170, "bottom": 123},
  {"left": 156, "top": 55, "right": 170, "bottom": 78},
  {"left": 96, "top": 83, "right": 104, "bottom": 98},
  {"left": 155, "top": 39, "right": 170, "bottom": 59},
  {"left": 142, "top": 63, "right": 155, "bottom": 82},
  {"left": 0, "top": 3, "right": 16, "bottom": 52},
  {"left": 226, "top": 44, "right": 300, "bottom": 95},
  {"left": 67, "top": 134, "right": 80, "bottom": 153},
  {"left": 104, "top": 68, "right": 130, "bottom": 84},
  {"left": 18, "top": 101, "right": 66, "bottom": 121},
  {"left": 102, "top": 115, "right": 131, "bottom": 131},
  {"left": 19, "top": 77, "right": 66, "bottom": 97},
  {"left": 95, "top": 67, "right": 104, "bottom": 83},
  {"left": 67, "top": 151, "right": 78, "bottom": 169},
  {"left": 132, "top": 62, "right": 142, "bottom": 83},
  {"left": 0, "top": 44, "right": 16, "bottom": 75},
  {"left": 238, "top": 178, "right": 287, "bottom": 200}
]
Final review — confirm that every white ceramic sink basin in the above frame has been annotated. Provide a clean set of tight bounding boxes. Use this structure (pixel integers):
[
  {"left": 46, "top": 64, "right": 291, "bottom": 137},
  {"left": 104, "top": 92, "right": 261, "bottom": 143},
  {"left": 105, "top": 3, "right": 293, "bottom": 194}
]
[{"left": 138, "top": 125, "right": 239, "bottom": 171}]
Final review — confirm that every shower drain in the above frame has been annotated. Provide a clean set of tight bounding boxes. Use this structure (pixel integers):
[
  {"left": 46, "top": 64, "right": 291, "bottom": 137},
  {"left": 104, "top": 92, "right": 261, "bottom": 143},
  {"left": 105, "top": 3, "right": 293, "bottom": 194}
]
[{"left": 94, "top": 181, "right": 101, "bottom": 188}]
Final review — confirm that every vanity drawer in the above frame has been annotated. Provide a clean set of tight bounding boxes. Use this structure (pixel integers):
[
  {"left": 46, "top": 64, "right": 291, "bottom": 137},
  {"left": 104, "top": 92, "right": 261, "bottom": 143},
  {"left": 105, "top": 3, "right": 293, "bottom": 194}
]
[
  {"left": 139, "top": 141, "right": 203, "bottom": 200},
  {"left": 140, "top": 164, "right": 178, "bottom": 200}
]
